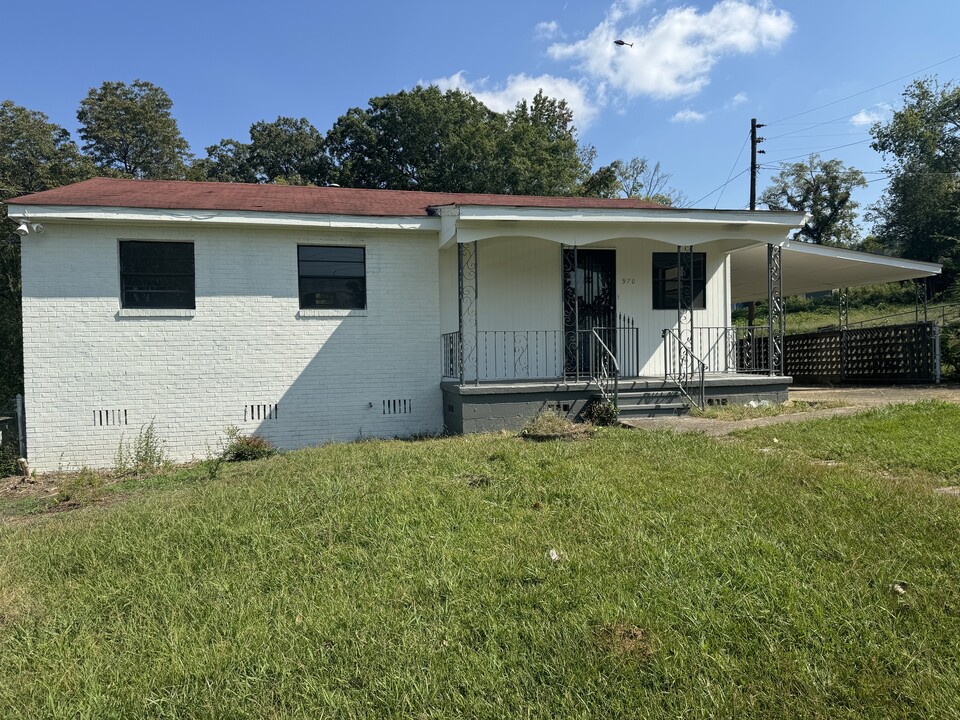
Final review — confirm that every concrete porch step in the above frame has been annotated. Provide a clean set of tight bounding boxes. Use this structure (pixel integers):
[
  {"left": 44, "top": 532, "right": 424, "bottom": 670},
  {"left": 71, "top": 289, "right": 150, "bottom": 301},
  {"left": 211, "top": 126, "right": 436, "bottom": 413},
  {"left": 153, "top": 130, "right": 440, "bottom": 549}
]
[
  {"left": 617, "top": 390, "right": 684, "bottom": 405},
  {"left": 617, "top": 402, "right": 690, "bottom": 418},
  {"left": 593, "top": 390, "right": 693, "bottom": 417}
]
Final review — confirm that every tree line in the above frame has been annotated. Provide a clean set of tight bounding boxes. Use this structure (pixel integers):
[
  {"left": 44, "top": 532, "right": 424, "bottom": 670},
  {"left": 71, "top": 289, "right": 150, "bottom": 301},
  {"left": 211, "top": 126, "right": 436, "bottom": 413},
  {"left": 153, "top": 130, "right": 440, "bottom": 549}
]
[
  {"left": 761, "top": 77, "right": 960, "bottom": 297},
  {"left": 2, "top": 77, "right": 959, "bottom": 400}
]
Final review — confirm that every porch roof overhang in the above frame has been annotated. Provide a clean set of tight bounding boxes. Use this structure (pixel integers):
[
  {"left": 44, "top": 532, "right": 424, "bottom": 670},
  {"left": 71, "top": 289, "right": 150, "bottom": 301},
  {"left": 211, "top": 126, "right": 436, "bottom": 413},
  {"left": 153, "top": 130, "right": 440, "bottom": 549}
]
[
  {"left": 729, "top": 240, "right": 942, "bottom": 303},
  {"left": 433, "top": 204, "right": 806, "bottom": 250}
]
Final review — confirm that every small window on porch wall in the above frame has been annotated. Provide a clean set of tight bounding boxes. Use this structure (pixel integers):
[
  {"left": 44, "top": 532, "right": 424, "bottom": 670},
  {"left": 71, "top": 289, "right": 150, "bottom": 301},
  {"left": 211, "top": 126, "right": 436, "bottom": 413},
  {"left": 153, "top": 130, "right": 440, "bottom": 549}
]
[
  {"left": 298, "top": 246, "right": 366, "bottom": 309},
  {"left": 652, "top": 252, "right": 706, "bottom": 310}
]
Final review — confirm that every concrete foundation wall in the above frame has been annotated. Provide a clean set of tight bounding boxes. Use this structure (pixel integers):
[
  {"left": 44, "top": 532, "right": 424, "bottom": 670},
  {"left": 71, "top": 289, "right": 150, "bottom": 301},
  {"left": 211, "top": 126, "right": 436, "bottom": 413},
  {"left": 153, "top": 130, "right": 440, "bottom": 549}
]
[{"left": 442, "top": 376, "right": 791, "bottom": 434}]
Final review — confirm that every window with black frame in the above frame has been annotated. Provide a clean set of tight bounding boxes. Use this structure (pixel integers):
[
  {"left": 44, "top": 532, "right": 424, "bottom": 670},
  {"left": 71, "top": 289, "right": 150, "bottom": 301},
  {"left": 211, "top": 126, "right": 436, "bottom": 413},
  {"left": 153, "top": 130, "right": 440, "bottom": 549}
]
[
  {"left": 652, "top": 252, "right": 706, "bottom": 310},
  {"left": 119, "top": 241, "right": 195, "bottom": 309},
  {"left": 298, "top": 245, "right": 366, "bottom": 310}
]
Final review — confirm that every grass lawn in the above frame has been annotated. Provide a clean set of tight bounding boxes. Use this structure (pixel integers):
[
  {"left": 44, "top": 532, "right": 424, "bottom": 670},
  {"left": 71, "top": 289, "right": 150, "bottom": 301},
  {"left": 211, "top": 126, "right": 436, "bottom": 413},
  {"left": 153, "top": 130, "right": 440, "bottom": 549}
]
[{"left": 2, "top": 402, "right": 960, "bottom": 718}]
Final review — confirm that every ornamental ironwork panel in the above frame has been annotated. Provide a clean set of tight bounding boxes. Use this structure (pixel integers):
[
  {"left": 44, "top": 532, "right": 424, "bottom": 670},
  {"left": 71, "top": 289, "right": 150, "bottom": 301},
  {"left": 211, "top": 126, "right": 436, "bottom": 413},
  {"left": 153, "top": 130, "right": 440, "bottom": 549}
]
[
  {"left": 838, "top": 287, "right": 849, "bottom": 329},
  {"left": 562, "top": 248, "right": 616, "bottom": 379},
  {"left": 767, "top": 244, "right": 784, "bottom": 375},
  {"left": 562, "top": 246, "right": 578, "bottom": 379},
  {"left": 457, "top": 241, "right": 479, "bottom": 384},
  {"left": 676, "top": 245, "right": 695, "bottom": 380}
]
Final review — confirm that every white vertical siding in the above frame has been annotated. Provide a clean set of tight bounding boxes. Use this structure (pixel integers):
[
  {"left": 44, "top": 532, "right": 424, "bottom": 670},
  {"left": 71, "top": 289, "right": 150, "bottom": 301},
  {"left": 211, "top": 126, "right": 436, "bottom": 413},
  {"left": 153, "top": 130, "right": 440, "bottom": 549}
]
[
  {"left": 471, "top": 236, "right": 732, "bottom": 377},
  {"left": 439, "top": 245, "right": 458, "bottom": 334}
]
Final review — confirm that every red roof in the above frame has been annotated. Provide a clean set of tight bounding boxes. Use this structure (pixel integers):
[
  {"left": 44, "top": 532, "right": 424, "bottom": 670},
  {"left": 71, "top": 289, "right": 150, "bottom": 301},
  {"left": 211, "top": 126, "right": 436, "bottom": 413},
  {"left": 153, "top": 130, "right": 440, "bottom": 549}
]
[{"left": 6, "top": 177, "right": 669, "bottom": 217}]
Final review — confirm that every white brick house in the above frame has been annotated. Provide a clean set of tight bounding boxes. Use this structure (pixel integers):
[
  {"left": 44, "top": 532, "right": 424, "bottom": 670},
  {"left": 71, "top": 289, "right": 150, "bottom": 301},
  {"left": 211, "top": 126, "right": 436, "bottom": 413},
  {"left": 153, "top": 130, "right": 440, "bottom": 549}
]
[{"left": 7, "top": 178, "right": 940, "bottom": 470}]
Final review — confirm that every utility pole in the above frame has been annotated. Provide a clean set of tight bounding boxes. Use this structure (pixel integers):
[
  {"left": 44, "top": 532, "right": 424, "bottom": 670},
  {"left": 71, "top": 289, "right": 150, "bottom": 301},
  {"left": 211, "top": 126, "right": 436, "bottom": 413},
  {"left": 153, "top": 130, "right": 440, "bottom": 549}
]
[
  {"left": 747, "top": 118, "right": 765, "bottom": 327},
  {"left": 749, "top": 117, "right": 765, "bottom": 211}
]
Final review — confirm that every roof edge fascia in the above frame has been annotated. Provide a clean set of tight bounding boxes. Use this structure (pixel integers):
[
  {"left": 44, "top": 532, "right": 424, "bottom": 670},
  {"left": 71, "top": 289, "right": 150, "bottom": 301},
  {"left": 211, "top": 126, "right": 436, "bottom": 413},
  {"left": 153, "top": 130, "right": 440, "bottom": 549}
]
[
  {"left": 433, "top": 204, "right": 805, "bottom": 226},
  {"left": 779, "top": 238, "right": 942, "bottom": 274},
  {"left": 5, "top": 203, "right": 441, "bottom": 233}
]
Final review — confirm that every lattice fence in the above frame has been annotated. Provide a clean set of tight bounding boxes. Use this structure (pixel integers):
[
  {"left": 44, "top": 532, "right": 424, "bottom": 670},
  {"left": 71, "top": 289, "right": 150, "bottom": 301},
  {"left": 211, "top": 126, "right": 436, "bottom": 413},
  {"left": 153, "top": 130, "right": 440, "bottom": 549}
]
[{"left": 784, "top": 321, "right": 939, "bottom": 384}]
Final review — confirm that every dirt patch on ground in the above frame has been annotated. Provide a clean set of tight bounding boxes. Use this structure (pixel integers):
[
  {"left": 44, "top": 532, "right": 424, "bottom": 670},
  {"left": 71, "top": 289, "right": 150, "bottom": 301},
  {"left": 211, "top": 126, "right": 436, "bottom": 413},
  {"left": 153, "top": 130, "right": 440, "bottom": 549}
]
[
  {"left": 597, "top": 623, "right": 657, "bottom": 660},
  {"left": 1, "top": 473, "right": 60, "bottom": 503},
  {"left": 621, "top": 384, "right": 960, "bottom": 437}
]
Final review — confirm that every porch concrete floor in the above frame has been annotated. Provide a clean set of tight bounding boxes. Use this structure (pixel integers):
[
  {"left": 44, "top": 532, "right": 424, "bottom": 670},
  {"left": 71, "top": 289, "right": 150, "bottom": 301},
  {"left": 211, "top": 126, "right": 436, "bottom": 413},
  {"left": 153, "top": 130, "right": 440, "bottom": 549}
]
[{"left": 620, "top": 383, "right": 960, "bottom": 437}]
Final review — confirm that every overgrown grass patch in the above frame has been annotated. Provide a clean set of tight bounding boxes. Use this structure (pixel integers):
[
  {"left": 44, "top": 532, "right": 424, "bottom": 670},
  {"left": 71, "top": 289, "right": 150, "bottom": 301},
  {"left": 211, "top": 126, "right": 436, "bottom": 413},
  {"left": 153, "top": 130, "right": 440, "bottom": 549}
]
[
  {"left": 1, "top": 404, "right": 959, "bottom": 717},
  {"left": 693, "top": 398, "right": 845, "bottom": 421}
]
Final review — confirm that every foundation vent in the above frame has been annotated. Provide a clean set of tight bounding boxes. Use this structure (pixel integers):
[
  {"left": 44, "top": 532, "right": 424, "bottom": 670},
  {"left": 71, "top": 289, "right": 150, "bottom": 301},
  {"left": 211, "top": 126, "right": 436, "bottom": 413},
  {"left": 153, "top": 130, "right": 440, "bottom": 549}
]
[
  {"left": 245, "top": 403, "right": 279, "bottom": 421},
  {"left": 383, "top": 399, "right": 413, "bottom": 415},
  {"left": 94, "top": 409, "right": 128, "bottom": 426}
]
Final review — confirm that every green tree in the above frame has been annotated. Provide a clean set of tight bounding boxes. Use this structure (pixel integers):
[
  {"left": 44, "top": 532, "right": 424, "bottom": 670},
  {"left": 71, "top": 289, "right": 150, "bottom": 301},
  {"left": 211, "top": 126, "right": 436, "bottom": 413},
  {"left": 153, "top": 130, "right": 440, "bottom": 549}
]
[
  {"left": 191, "top": 117, "right": 332, "bottom": 185},
  {"left": 0, "top": 101, "right": 94, "bottom": 400},
  {"left": 325, "top": 85, "right": 601, "bottom": 196},
  {"left": 77, "top": 80, "right": 192, "bottom": 179},
  {"left": 577, "top": 160, "right": 621, "bottom": 198},
  {"left": 500, "top": 91, "right": 589, "bottom": 196},
  {"left": 760, "top": 154, "right": 867, "bottom": 245},
  {"left": 189, "top": 139, "right": 257, "bottom": 183},
  {"left": 870, "top": 78, "right": 960, "bottom": 291},
  {"left": 326, "top": 85, "right": 504, "bottom": 192}
]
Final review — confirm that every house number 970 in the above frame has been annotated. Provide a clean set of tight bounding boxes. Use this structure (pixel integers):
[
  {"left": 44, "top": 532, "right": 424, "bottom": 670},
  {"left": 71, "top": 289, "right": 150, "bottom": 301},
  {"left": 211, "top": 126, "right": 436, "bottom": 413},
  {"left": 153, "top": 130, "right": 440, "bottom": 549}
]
[{"left": 621, "top": 278, "right": 636, "bottom": 284}]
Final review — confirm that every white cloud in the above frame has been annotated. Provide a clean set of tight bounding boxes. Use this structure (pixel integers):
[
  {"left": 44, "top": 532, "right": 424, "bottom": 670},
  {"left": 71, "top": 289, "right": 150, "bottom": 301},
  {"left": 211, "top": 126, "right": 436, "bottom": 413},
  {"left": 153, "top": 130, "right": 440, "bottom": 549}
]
[
  {"left": 548, "top": 1, "right": 794, "bottom": 99},
  {"left": 850, "top": 107, "right": 886, "bottom": 127},
  {"left": 535, "top": 20, "right": 562, "bottom": 40},
  {"left": 729, "top": 91, "right": 749, "bottom": 107},
  {"left": 671, "top": 109, "right": 707, "bottom": 123},
  {"left": 431, "top": 72, "right": 599, "bottom": 128}
]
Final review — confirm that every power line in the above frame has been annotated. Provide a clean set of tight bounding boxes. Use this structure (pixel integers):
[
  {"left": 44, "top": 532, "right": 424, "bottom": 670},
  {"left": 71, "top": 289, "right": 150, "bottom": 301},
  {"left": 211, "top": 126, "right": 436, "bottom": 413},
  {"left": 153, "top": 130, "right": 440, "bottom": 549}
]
[
  {"left": 691, "top": 167, "right": 750, "bottom": 207},
  {"left": 761, "top": 139, "right": 873, "bottom": 165},
  {"left": 766, "top": 107, "right": 888, "bottom": 141},
  {"left": 713, "top": 130, "right": 751, "bottom": 209},
  {"left": 766, "top": 51, "right": 960, "bottom": 125},
  {"left": 763, "top": 132, "right": 869, "bottom": 139}
]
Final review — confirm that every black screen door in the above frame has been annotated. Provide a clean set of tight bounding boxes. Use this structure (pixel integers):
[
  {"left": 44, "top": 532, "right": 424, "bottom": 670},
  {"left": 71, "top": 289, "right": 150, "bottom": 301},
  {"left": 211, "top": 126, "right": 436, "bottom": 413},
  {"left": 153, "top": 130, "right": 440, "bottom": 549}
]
[{"left": 563, "top": 248, "right": 616, "bottom": 377}]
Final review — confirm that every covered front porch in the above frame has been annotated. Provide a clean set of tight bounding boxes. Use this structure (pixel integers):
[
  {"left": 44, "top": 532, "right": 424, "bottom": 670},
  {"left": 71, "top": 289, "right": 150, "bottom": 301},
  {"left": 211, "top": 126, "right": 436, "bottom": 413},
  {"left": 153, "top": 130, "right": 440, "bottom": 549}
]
[{"left": 432, "top": 201, "right": 941, "bottom": 431}]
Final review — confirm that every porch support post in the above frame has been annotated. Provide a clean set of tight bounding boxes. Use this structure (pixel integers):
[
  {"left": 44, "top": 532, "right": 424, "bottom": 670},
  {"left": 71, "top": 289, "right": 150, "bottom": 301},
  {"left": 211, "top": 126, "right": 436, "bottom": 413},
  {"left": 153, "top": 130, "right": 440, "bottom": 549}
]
[
  {"left": 561, "top": 245, "right": 578, "bottom": 381},
  {"left": 839, "top": 286, "right": 848, "bottom": 382},
  {"left": 677, "top": 245, "right": 694, "bottom": 379},
  {"left": 767, "top": 243, "right": 784, "bottom": 376},
  {"left": 838, "top": 286, "right": 848, "bottom": 329},
  {"left": 457, "top": 243, "right": 464, "bottom": 384},
  {"left": 915, "top": 278, "right": 928, "bottom": 322},
  {"left": 457, "top": 241, "right": 479, "bottom": 385}
]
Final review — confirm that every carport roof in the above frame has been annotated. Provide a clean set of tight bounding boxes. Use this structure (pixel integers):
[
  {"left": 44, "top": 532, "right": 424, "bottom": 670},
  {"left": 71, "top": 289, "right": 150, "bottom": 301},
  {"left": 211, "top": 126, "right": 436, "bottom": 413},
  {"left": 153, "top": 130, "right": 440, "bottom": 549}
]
[{"left": 730, "top": 240, "right": 941, "bottom": 303}]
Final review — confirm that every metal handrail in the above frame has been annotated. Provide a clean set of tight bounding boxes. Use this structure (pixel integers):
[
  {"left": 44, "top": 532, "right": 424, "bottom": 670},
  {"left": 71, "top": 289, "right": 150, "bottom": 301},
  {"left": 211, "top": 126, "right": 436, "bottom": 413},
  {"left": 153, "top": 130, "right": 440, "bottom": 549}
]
[
  {"left": 844, "top": 301, "right": 960, "bottom": 329},
  {"left": 589, "top": 328, "right": 620, "bottom": 409},
  {"left": 662, "top": 329, "right": 706, "bottom": 410}
]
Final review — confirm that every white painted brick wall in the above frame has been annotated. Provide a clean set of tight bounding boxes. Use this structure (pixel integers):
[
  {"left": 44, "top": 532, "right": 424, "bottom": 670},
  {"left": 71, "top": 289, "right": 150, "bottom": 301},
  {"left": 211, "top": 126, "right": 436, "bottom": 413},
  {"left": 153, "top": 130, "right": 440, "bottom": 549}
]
[{"left": 20, "top": 222, "right": 442, "bottom": 471}]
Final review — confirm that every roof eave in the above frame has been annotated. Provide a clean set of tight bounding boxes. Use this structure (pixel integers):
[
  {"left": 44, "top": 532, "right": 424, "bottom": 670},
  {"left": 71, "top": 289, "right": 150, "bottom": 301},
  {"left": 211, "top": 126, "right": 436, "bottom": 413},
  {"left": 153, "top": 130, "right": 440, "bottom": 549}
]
[{"left": 4, "top": 203, "right": 441, "bottom": 233}]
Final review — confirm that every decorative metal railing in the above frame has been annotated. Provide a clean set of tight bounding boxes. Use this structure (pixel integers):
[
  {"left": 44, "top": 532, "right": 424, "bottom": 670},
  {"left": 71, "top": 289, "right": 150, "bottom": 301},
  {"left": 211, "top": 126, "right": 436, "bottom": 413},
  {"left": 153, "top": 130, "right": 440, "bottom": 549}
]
[
  {"left": 566, "top": 326, "right": 641, "bottom": 382},
  {"left": 586, "top": 328, "right": 620, "bottom": 407},
  {"left": 844, "top": 301, "right": 960, "bottom": 330},
  {"left": 691, "top": 326, "right": 772, "bottom": 374},
  {"left": 441, "top": 326, "right": 640, "bottom": 385},
  {"left": 442, "top": 331, "right": 460, "bottom": 379},
  {"left": 662, "top": 329, "right": 705, "bottom": 409}
]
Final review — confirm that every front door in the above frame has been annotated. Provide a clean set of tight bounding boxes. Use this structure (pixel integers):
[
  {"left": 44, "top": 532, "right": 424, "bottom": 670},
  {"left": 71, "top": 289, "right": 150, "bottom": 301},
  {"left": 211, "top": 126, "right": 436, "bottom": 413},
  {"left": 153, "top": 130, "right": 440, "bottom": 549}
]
[{"left": 563, "top": 248, "right": 616, "bottom": 378}]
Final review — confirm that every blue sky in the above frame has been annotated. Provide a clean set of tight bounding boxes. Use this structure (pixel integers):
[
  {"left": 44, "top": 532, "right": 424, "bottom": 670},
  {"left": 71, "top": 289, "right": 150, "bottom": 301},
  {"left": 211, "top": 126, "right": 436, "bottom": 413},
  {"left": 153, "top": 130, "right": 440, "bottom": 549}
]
[{"left": 5, "top": 1, "right": 960, "bottom": 230}]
